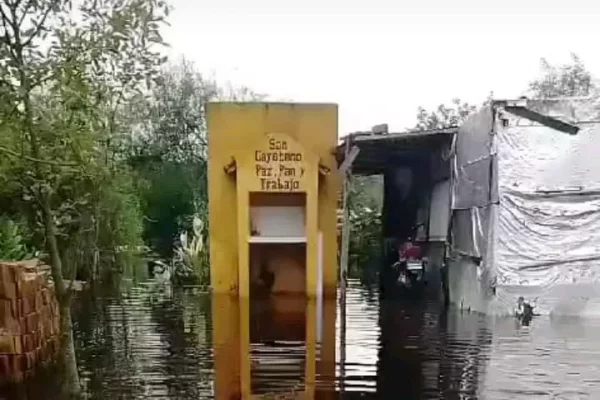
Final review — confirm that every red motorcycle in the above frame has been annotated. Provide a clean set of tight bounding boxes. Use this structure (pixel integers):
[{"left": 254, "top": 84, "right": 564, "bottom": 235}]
[{"left": 392, "top": 240, "right": 427, "bottom": 292}]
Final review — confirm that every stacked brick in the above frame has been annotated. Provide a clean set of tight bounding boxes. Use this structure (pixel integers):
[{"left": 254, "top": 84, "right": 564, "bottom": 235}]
[{"left": 0, "top": 261, "right": 60, "bottom": 384}]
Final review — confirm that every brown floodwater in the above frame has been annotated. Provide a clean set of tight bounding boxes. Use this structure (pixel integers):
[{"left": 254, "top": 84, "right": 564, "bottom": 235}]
[{"left": 3, "top": 279, "right": 600, "bottom": 399}]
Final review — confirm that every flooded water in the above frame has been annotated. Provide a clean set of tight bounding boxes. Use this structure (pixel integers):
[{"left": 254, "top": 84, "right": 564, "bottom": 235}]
[{"left": 4, "top": 279, "right": 600, "bottom": 399}]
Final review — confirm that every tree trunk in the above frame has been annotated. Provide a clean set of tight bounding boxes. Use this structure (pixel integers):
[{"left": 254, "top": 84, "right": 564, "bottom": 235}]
[
  {"left": 42, "top": 198, "right": 81, "bottom": 396},
  {"left": 59, "top": 301, "right": 80, "bottom": 397},
  {"left": 5, "top": 2, "right": 81, "bottom": 394}
]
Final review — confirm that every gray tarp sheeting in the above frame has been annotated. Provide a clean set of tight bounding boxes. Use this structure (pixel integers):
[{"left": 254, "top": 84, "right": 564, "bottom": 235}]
[
  {"left": 448, "top": 106, "right": 497, "bottom": 313},
  {"left": 428, "top": 180, "right": 451, "bottom": 242},
  {"left": 449, "top": 98, "right": 600, "bottom": 317}
]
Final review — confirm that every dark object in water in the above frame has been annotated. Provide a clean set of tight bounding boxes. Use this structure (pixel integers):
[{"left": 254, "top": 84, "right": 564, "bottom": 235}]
[
  {"left": 148, "top": 259, "right": 168, "bottom": 277},
  {"left": 259, "top": 262, "right": 275, "bottom": 292},
  {"left": 515, "top": 296, "right": 536, "bottom": 326},
  {"left": 392, "top": 260, "right": 425, "bottom": 298}
]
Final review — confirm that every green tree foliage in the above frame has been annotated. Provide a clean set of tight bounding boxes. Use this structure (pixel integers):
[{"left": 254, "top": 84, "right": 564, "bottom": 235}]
[
  {"left": 413, "top": 54, "right": 595, "bottom": 135},
  {"left": 347, "top": 176, "right": 383, "bottom": 278},
  {"left": 130, "top": 59, "right": 212, "bottom": 260},
  {"left": 415, "top": 98, "right": 479, "bottom": 130},
  {"left": 0, "top": 0, "right": 169, "bottom": 393},
  {"left": 128, "top": 58, "right": 263, "bottom": 284},
  {"left": 0, "top": 217, "right": 33, "bottom": 261},
  {"left": 528, "top": 53, "right": 596, "bottom": 98}
]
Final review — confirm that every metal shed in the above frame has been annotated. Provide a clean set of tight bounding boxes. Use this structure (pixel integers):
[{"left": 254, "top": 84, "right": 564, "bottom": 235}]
[{"left": 338, "top": 98, "right": 600, "bottom": 316}]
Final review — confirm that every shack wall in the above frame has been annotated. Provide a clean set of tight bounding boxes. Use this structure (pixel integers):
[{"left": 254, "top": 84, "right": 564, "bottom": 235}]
[
  {"left": 449, "top": 99, "right": 600, "bottom": 316},
  {"left": 448, "top": 106, "right": 496, "bottom": 313},
  {"left": 491, "top": 100, "right": 600, "bottom": 316}
]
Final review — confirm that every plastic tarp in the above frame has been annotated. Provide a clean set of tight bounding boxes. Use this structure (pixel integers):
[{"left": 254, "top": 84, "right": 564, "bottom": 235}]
[
  {"left": 451, "top": 106, "right": 495, "bottom": 211},
  {"left": 448, "top": 107, "right": 496, "bottom": 313},
  {"left": 428, "top": 180, "right": 451, "bottom": 242},
  {"left": 493, "top": 99, "right": 600, "bottom": 317},
  {"left": 450, "top": 98, "right": 600, "bottom": 317}
]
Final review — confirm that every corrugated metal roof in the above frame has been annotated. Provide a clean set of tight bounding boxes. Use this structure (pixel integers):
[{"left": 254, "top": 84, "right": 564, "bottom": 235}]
[{"left": 336, "top": 127, "right": 457, "bottom": 175}]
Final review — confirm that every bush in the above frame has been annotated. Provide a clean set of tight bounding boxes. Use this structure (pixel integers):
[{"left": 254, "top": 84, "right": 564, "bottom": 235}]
[
  {"left": 172, "top": 215, "right": 209, "bottom": 286},
  {"left": 347, "top": 176, "right": 383, "bottom": 277},
  {"left": 348, "top": 206, "right": 382, "bottom": 276},
  {"left": 0, "top": 216, "right": 34, "bottom": 261}
]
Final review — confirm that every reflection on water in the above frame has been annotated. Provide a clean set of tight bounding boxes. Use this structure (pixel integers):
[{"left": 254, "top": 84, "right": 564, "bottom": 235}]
[
  {"left": 249, "top": 297, "right": 307, "bottom": 396},
  {"left": 4, "top": 280, "right": 600, "bottom": 399}
]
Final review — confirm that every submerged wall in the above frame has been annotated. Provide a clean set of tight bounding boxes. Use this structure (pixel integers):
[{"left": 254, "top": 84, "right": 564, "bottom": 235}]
[{"left": 0, "top": 261, "right": 60, "bottom": 384}]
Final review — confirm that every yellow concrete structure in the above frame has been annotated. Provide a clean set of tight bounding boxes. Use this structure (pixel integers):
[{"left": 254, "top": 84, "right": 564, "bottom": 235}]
[
  {"left": 212, "top": 294, "right": 337, "bottom": 399},
  {"left": 207, "top": 103, "right": 340, "bottom": 298}
]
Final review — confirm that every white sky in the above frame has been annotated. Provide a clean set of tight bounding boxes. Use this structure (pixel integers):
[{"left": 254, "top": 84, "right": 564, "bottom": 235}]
[{"left": 163, "top": 0, "right": 600, "bottom": 134}]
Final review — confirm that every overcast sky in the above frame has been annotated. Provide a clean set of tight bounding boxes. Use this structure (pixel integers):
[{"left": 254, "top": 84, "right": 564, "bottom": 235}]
[{"left": 162, "top": 0, "right": 600, "bottom": 134}]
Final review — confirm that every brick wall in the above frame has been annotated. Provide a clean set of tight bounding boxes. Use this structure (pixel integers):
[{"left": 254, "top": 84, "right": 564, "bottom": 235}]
[{"left": 0, "top": 261, "right": 60, "bottom": 385}]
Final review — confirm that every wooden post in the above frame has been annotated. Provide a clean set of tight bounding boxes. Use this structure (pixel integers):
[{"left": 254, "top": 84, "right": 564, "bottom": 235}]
[
  {"left": 337, "top": 138, "right": 359, "bottom": 398},
  {"left": 337, "top": 140, "right": 359, "bottom": 291},
  {"left": 338, "top": 139, "right": 351, "bottom": 397},
  {"left": 339, "top": 141, "right": 351, "bottom": 299}
]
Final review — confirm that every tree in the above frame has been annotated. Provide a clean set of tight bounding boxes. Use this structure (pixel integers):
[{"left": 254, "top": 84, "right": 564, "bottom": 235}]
[
  {"left": 414, "top": 98, "right": 479, "bottom": 130},
  {"left": 528, "top": 53, "right": 596, "bottom": 98},
  {"left": 128, "top": 59, "right": 211, "bottom": 260},
  {"left": 128, "top": 58, "right": 263, "bottom": 284},
  {"left": 347, "top": 175, "right": 383, "bottom": 279},
  {"left": 0, "top": 0, "right": 168, "bottom": 394},
  {"left": 413, "top": 54, "right": 595, "bottom": 134}
]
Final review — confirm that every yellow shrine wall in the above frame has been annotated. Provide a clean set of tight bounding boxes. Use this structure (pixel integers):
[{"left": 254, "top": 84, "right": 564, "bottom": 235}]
[
  {"left": 207, "top": 103, "right": 340, "bottom": 298},
  {"left": 211, "top": 294, "right": 337, "bottom": 399}
]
